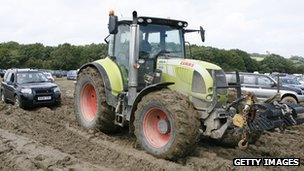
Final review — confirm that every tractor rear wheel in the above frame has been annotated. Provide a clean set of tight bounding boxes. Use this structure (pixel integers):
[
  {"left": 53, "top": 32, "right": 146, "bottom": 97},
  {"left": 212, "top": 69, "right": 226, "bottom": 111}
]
[
  {"left": 134, "top": 89, "right": 200, "bottom": 160},
  {"left": 74, "top": 67, "right": 117, "bottom": 133}
]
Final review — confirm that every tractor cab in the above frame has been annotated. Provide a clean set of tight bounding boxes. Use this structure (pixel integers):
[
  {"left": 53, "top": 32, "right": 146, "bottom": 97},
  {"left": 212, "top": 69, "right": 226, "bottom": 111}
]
[{"left": 106, "top": 11, "right": 204, "bottom": 91}]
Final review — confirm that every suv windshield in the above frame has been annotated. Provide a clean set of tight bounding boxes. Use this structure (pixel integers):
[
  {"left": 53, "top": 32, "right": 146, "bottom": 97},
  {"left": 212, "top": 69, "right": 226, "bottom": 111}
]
[
  {"left": 17, "top": 72, "right": 49, "bottom": 84},
  {"left": 139, "top": 24, "right": 184, "bottom": 58}
]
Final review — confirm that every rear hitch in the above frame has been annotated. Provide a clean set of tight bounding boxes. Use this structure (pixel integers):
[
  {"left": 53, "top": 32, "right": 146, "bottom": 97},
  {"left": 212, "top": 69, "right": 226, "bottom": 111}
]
[{"left": 230, "top": 90, "right": 304, "bottom": 149}]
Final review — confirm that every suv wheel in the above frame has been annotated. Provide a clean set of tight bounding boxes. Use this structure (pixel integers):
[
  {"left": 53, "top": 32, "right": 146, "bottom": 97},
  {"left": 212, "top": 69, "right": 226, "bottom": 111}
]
[
  {"left": 14, "top": 96, "right": 20, "bottom": 107},
  {"left": 281, "top": 96, "right": 297, "bottom": 104},
  {"left": 1, "top": 91, "right": 7, "bottom": 103},
  {"left": 14, "top": 95, "right": 25, "bottom": 109}
]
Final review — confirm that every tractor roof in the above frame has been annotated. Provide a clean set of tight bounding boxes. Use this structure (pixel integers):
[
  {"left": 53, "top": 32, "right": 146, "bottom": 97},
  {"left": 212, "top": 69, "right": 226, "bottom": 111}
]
[{"left": 118, "top": 16, "right": 188, "bottom": 28}]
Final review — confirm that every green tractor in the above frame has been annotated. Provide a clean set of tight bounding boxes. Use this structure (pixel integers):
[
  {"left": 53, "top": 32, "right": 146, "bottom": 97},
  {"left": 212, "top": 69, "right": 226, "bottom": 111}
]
[{"left": 75, "top": 11, "right": 304, "bottom": 160}]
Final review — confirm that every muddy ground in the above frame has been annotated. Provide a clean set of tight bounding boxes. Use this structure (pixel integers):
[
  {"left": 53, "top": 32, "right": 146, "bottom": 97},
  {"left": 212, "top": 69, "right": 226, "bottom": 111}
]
[{"left": 0, "top": 78, "right": 303, "bottom": 171}]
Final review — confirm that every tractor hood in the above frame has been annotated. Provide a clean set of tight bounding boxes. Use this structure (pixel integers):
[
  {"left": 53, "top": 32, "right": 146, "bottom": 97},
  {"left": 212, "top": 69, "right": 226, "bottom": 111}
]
[
  {"left": 157, "top": 58, "right": 227, "bottom": 110},
  {"left": 157, "top": 58, "right": 222, "bottom": 75}
]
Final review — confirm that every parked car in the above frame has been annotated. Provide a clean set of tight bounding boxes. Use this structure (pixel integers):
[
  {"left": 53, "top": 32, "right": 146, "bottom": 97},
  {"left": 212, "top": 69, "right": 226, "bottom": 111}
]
[
  {"left": 53, "top": 70, "right": 63, "bottom": 78},
  {"left": 61, "top": 70, "right": 68, "bottom": 77},
  {"left": 295, "top": 75, "right": 304, "bottom": 86},
  {"left": 280, "top": 77, "right": 304, "bottom": 90},
  {"left": 67, "top": 70, "right": 77, "bottom": 80},
  {"left": 0, "top": 69, "right": 61, "bottom": 108},
  {"left": 226, "top": 72, "right": 304, "bottom": 104},
  {"left": 43, "top": 72, "right": 55, "bottom": 82}
]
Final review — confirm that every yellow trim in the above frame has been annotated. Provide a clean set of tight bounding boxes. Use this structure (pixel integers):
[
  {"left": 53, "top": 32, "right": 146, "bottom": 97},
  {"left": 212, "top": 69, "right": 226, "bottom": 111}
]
[{"left": 95, "top": 57, "right": 123, "bottom": 96}]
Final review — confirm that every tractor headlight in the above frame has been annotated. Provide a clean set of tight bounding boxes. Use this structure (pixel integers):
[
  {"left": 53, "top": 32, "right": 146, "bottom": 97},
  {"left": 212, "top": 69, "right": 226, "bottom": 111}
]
[
  {"left": 192, "top": 71, "right": 206, "bottom": 93},
  {"left": 146, "top": 18, "right": 152, "bottom": 23},
  {"left": 54, "top": 87, "right": 61, "bottom": 93},
  {"left": 138, "top": 18, "right": 144, "bottom": 23},
  {"left": 21, "top": 88, "right": 32, "bottom": 94}
]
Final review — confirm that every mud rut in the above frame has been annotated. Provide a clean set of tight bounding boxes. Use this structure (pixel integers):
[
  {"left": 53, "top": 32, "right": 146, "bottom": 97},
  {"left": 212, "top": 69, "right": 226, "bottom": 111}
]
[{"left": 0, "top": 79, "right": 303, "bottom": 170}]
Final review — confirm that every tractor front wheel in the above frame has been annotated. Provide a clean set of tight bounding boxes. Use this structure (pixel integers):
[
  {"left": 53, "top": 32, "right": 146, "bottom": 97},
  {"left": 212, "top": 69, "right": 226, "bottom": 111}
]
[
  {"left": 134, "top": 89, "right": 200, "bottom": 160},
  {"left": 74, "top": 67, "right": 118, "bottom": 133}
]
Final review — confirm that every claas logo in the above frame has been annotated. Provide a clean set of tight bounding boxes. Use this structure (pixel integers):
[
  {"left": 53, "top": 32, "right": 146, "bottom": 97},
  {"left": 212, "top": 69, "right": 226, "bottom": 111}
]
[{"left": 180, "top": 61, "right": 194, "bottom": 67}]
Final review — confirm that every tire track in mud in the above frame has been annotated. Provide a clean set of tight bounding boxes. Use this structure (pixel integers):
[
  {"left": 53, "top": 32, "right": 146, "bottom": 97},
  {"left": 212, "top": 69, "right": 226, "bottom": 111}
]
[
  {"left": 0, "top": 103, "right": 274, "bottom": 171},
  {"left": 0, "top": 104, "right": 191, "bottom": 170},
  {"left": 0, "top": 128, "right": 108, "bottom": 171},
  {"left": 0, "top": 102, "right": 235, "bottom": 170}
]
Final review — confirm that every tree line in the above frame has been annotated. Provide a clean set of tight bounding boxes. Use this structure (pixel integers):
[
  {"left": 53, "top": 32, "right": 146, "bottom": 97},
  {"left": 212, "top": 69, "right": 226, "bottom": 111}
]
[
  {"left": 0, "top": 42, "right": 107, "bottom": 70},
  {"left": 0, "top": 41, "right": 304, "bottom": 74}
]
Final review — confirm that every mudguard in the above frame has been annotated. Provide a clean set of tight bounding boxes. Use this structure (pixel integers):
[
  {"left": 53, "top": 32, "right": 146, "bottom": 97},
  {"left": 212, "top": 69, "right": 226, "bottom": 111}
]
[
  {"left": 78, "top": 59, "right": 123, "bottom": 107},
  {"left": 128, "top": 82, "right": 174, "bottom": 124}
]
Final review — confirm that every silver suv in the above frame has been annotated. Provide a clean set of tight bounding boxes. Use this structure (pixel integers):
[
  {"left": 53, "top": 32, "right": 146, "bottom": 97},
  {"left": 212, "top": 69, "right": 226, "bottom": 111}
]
[{"left": 226, "top": 72, "right": 304, "bottom": 104}]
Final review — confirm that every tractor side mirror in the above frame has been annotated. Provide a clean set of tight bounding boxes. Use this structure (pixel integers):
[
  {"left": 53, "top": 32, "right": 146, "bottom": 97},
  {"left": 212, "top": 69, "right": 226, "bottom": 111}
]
[
  {"left": 200, "top": 26, "right": 205, "bottom": 42},
  {"left": 104, "top": 35, "right": 110, "bottom": 44},
  {"left": 108, "top": 15, "right": 118, "bottom": 34}
]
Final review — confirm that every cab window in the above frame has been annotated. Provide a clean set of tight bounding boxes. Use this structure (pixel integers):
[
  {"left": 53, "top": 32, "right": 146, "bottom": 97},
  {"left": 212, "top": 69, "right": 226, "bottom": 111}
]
[
  {"left": 114, "top": 24, "right": 130, "bottom": 69},
  {"left": 165, "top": 29, "right": 183, "bottom": 56},
  {"left": 139, "top": 24, "right": 184, "bottom": 59}
]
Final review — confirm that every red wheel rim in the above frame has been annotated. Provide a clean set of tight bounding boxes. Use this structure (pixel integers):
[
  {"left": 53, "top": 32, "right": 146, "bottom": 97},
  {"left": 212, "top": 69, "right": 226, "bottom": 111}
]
[
  {"left": 80, "top": 83, "right": 97, "bottom": 122},
  {"left": 143, "top": 108, "right": 171, "bottom": 148}
]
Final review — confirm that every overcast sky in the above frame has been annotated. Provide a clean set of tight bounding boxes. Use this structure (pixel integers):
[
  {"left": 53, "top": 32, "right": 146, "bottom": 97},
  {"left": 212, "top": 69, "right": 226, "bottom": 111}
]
[{"left": 0, "top": 0, "right": 303, "bottom": 57}]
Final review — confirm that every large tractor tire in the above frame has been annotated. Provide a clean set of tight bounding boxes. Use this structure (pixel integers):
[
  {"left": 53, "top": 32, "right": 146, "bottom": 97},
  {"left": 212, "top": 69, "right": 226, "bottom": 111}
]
[
  {"left": 74, "top": 67, "right": 117, "bottom": 133},
  {"left": 134, "top": 89, "right": 200, "bottom": 160}
]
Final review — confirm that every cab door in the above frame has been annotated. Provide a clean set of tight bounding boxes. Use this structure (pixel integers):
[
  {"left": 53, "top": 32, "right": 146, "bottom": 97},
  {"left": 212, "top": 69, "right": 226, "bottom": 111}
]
[
  {"left": 137, "top": 31, "right": 161, "bottom": 90},
  {"left": 112, "top": 24, "right": 130, "bottom": 90}
]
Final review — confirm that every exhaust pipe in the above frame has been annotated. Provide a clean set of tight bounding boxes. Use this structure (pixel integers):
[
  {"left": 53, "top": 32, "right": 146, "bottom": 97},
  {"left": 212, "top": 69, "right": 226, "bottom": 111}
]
[{"left": 128, "top": 11, "right": 139, "bottom": 105}]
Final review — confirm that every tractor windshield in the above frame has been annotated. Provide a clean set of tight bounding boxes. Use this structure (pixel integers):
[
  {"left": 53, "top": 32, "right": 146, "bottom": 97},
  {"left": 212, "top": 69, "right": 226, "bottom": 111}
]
[{"left": 139, "top": 24, "right": 185, "bottom": 59}]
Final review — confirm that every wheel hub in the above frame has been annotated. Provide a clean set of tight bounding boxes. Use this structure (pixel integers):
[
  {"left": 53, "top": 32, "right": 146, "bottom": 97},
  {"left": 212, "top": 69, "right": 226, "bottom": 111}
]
[
  {"left": 142, "top": 108, "right": 172, "bottom": 148},
  {"left": 158, "top": 120, "right": 170, "bottom": 134}
]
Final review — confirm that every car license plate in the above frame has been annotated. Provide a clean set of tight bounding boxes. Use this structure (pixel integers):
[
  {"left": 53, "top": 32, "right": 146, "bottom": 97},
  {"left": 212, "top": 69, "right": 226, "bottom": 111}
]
[{"left": 38, "top": 96, "right": 52, "bottom": 101}]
